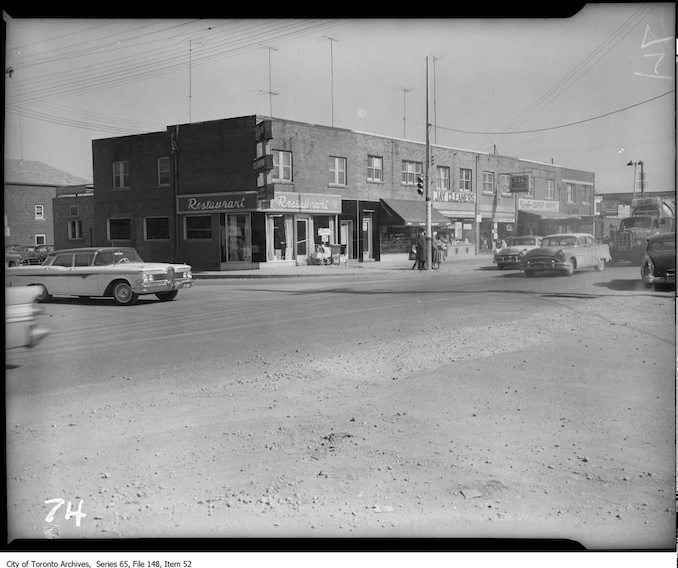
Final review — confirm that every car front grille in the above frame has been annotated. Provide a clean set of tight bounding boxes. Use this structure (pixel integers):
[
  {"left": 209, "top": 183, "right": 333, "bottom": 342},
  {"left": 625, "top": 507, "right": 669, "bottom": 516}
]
[{"left": 615, "top": 232, "right": 632, "bottom": 250}]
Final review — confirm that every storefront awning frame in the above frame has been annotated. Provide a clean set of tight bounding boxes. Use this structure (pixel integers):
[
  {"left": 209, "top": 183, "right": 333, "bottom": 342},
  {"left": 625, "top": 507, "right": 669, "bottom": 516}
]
[{"left": 380, "top": 198, "right": 451, "bottom": 227}]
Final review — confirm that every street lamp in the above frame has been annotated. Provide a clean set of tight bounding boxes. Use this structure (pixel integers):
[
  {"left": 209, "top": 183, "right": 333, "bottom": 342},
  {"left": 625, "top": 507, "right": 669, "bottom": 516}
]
[{"left": 626, "top": 160, "right": 644, "bottom": 197}]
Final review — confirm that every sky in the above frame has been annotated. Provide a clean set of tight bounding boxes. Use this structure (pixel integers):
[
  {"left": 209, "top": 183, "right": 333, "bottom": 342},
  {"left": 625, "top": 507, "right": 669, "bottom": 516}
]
[{"left": 4, "top": 6, "right": 676, "bottom": 194}]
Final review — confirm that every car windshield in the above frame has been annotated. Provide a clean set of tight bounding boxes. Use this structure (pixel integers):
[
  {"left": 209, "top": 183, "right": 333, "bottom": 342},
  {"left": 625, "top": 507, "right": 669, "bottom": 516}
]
[
  {"left": 543, "top": 236, "right": 579, "bottom": 247},
  {"left": 506, "top": 237, "right": 537, "bottom": 247},
  {"left": 620, "top": 217, "right": 652, "bottom": 229},
  {"left": 93, "top": 249, "right": 144, "bottom": 265},
  {"left": 648, "top": 238, "right": 675, "bottom": 252}
]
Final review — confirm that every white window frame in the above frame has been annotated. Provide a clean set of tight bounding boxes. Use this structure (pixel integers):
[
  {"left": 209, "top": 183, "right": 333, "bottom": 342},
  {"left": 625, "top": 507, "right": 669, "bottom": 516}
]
[
  {"left": 271, "top": 150, "right": 292, "bottom": 182},
  {"left": 329, "top": 156, "right": 347, "bottom": 186},
  {"left": 436, "top": 166, "right": 450, "bottom": 190},
  {"left": 68, "top": 219, "right": 83, "bottom": 240},
  {"left": 566, "top": 184, "right": 575, "bottom": 204},
  {"left": 367, "top": 155, "right": 383, "bottom": 182},
  {"left": 499, "top": 174, "right": 511, "bottom": 196},
  {"left": 35, "top": 204, "right": 45, "bottom": 220},
  {"left": 546, "top": 179, "right": 555, "bottom": 200},
  {"left": 34, "top": 234, "right": 46, "bottom": 246},
  {"left": 107, "top": 218, "right": 131, "bottom": 241},
  {"left": 482, "top": 172, "right": 495, "bottom": 195},
  {"left": 402, "top": 160, "right": 423, "bottom": 185},
  {"left": 527, "top": 176, "right": 535, "bottom": 197},
  {"left": 144, "top": 216, "right": 171, "bottom": 241},
  {"left": 113, "top": 161, "right": 129, "bottom": 189},
  {"left": 157, "top": 157, "right": 170, "bottom": 186},
  {"left": 459, "top": 168, "right": 472, "bottom": 191}
]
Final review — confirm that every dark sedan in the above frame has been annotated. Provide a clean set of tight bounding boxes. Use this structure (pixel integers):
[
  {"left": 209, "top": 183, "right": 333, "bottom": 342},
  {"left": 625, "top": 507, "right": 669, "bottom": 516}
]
[{"left": 640, "top": 232, "right": 675, "bottom": 290}]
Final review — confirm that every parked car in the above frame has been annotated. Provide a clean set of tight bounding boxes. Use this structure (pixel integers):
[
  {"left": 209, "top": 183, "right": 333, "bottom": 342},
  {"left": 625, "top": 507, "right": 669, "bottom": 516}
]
[
  {"left": 6, "top": 286, "right": 50, "bottom": 366},
  {"left": 493, "top": 235, "right": 543, "bottom": 269},
  {"left": 6, "top": 245, "right": 44, "bottom": 265},
  {"left": 5, "top": 247, "right": 193, "bottom": 305},
  {"left": 640, "top": 232, "right": 675, "bottom": 290},
  {"left": 521, "top": 233, "right": 611, "bottom": 277}
]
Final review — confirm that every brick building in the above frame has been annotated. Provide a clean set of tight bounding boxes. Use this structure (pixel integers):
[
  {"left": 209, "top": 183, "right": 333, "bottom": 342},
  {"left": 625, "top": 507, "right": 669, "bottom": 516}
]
[
  {"left": 89, "top": 115, "right": 596, "bottom": 271},
  {"left": 4, "top": 159, "right": 90, "bottom": 247}
]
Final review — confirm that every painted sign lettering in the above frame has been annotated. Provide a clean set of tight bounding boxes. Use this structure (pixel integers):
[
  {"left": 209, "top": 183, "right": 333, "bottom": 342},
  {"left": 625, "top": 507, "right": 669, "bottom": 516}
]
[{"left": 178, "top": 192, "right": 258, "bottom": 213}]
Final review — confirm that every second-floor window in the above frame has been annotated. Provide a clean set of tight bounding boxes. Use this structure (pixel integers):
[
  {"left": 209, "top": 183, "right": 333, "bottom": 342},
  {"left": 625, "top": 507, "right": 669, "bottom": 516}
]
[
  {"left": 436, "top": 166, "right": 450, "bottom": 190},
  {"left": 68, "top": 220, "right": 83, "bottom": 240},
  {"left": 459, "top": 168, "right": 472, "bottom": 191},
  {"left": 546, "top": 179, "right": 555, "bottom": 199},
  {"left": 272, "top": 150, "right": 292, "bottom": 182},
  {"left": 482, "top": 172, "right": 495, "bottom": 195},
  {"left": 69, "top": 205, "right": 79, "bottom": 216},
  {"left": 113, "top": 161, "right": 129, "bottom": 189},
  {"left": 402, "top": 160, "right": 423, "bottom": 185},
  {"left": 367, "top": 155, "right": 383, "bottom": 182},
  {"left": 582, "top": 186, "right": 593, "bottom": 205},
  {"left": 528, "top": 176, "right": 535, "bottom": 197},
  {"left": 34, "top": 204, "right": 44, "bottom": 219},
  {"left": 566, "top": 184, "right": 575, "bottom": 204},
  {"left": 329, "top": 156, "right": 347, "bottom": 185},
  {"left": 157, "top": 157, "right": 170, "bottom": 186},
  {"left": 499, "top": 174, "right": 511, "bottom": 196}
]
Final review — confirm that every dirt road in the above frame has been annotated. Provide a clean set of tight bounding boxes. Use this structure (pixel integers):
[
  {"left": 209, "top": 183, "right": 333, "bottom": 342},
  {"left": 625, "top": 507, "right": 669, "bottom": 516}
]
[{"left": 5, "top": 271, "right": 676, "bottom": 550}]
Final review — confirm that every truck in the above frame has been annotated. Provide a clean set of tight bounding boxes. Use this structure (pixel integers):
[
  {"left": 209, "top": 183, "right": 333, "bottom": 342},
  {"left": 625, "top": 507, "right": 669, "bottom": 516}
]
[{"left": 608, "top": 196, "right": 675, "bottom": 265}]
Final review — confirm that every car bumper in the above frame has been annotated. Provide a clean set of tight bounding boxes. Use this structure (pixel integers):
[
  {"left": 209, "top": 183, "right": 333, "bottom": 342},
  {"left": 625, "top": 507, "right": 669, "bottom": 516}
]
[
  {"left": 493, "top": 256, "right": 522, "bottom": 267},
  {"left": 524, "top": 258, "right": 571, "bottom": 272},
  {"left": 642, "top": 273, "right": 675, "bottom": 285},
  {"left": 133, "top": 279, "right": 193, "bottom": 294}
]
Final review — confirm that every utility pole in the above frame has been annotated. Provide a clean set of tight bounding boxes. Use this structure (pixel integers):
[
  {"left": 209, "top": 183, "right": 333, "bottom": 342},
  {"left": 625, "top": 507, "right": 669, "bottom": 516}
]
[
  {"left": 425, "top": 57, "right": 432, "bottom": 270},
  {"left": 325, "top": 36, "right": 339, "bottom": 127},
  {"left": 400, "top": 87, "right": 412, "bottom": 138}
]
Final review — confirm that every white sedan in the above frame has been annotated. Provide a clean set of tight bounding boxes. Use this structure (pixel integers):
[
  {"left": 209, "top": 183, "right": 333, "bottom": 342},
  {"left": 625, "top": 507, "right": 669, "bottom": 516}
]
[{"left": 5, "top": 247, "right": 193, "bottom": 306}]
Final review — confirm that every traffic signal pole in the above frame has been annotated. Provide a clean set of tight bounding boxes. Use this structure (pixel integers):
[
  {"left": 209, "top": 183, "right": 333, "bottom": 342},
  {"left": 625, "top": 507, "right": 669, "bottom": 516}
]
[{"left": 425, "top": 56, "right": 432, "bottom": 270}]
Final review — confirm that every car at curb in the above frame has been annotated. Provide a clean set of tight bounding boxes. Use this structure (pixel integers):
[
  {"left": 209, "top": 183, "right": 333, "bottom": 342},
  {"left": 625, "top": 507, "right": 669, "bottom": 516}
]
[
  {"left": 493, "top": 235, "right": 543, "bottom": 269},
  {"left": 640, "top": 232, "right": 675, "bottom": 290},
  {"left": 521, "top": 233, "right": 611, "bottom": 277},
  {"left": 5, "top": 247, "right": 193, "bottom": 305},
  {"left": 6, "top": 286, "right": 50, "bottom": 366}
]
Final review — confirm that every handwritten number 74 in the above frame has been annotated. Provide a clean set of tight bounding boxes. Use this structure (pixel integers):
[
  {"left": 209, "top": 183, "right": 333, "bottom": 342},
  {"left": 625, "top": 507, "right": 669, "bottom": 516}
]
[{"left": 44, "top": 498, "right": 87, "bottom": 527}]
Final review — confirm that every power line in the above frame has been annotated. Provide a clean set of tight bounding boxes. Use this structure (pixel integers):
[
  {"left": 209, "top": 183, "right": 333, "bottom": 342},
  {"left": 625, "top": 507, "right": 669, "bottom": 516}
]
[{"left": 437, "top": 90, "right": 674, "bottom": 135}]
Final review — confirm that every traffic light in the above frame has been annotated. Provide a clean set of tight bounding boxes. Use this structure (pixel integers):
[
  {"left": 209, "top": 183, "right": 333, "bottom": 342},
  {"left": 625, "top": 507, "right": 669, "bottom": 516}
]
[{"left": 416, "top": 176, "right": 424, "bottom": 196}]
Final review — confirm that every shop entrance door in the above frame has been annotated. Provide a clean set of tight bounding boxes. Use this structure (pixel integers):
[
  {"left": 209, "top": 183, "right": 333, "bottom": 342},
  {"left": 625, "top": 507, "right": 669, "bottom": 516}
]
[
  {"left": 361, "top": 214, "right": 373, "bottom": 260},
  {"left": 340, "top": 220, "right": 353, "bottom": 260},
  {"left": 295, "top": 217, "right": 309, "bottom": 263}
]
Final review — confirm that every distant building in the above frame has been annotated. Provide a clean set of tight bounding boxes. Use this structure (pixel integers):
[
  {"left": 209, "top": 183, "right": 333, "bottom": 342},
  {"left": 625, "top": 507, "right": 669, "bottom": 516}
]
[
  {"left": 88, "top": 115, "right": 597, "bottom": 270},
  {"left": 4, "top": 159, "right": 90, "bottom": 247}
]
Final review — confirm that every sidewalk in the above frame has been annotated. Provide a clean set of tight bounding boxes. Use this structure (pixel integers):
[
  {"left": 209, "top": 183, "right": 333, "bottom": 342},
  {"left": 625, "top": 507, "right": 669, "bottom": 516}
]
[{"left": 193, "top": 254, "right": 493, "bottom": 279}]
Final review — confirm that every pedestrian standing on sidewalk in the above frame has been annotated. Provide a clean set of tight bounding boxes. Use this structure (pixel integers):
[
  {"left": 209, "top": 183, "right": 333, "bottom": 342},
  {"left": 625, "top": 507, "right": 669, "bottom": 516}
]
[{"left": 415, "top": 228, "right": 426, "bottom": 270}]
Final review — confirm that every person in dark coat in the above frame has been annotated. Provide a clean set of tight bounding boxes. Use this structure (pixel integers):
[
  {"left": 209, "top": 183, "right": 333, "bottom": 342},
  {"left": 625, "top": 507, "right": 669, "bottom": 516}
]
[{"left": 415, "top": 229, "right": 427, "bottom": 270}]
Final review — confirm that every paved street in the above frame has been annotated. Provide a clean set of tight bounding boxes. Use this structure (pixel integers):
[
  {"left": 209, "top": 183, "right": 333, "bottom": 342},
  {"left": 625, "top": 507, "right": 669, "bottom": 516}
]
[{"left": 5, "top": 259, "right": 676, "bottom": 549}]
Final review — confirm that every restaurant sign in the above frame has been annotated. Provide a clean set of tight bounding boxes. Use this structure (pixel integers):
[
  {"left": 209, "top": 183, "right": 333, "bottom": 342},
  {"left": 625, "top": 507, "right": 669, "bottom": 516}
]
[
  {"left": 262, "top": 191, "right": 342, "bottom": 214},
  {"left": 178, "top": 192, "right": 259, "bottom": 214}
]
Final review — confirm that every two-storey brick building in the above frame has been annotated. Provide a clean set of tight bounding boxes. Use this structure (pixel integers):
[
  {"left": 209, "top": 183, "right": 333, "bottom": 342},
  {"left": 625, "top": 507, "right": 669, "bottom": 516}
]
[{"left": 90, "top": 115, "right": 596, "bottom": 271}]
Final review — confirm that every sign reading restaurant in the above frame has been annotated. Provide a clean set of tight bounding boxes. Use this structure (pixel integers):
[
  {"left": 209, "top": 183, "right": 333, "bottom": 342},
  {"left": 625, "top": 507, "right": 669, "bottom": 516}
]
[
  {"left": 262, "top": 191, "right": 342, "bottom": 214},
  {"left": 177, "top": 192, "right": 259, "bottom": 213}
]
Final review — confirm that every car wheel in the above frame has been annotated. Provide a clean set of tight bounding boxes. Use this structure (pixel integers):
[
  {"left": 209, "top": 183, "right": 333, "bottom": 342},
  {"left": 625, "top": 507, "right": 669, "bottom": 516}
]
[
  {"left": 524, "top": 270, "right": 535, "bottom": 277},
  {"left": 595, "top": 257, "right": 605, "bottom": 271},
  {"left": 156, "top": 290, "right": 178, "bottom": 302},
  {"left": 32, "top": 284, "right": 51, "bottom": 303},
  {"left": 112, "top": 281, "right": 138, "bottom": 305},
  {"left": 563, "top": 259, "right": 575, "bottom": 276}
]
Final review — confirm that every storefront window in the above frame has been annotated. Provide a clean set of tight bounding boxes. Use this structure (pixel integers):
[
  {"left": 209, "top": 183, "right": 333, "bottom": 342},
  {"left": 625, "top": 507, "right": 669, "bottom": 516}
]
[
  {"left": 314, "top": 216, "right": 335, "bottom": 245},
  {"left": 270, "top": 214, "right": 294, "bottom": 261},
  {"left": 185, "top": 215, "right": 212, "bottom": 240},
  {"left": 227, "top": 214, "right": 249, "bottom": 261}
]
